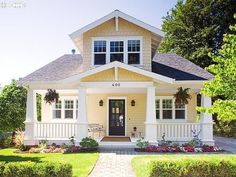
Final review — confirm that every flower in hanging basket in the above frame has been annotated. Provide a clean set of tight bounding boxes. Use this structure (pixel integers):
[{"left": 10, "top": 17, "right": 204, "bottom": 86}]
[
  {"left": 44, "top": 89, "right": 59, "bottom": 104},
  {"left": 174, "top": 87, "right": 191, "bottom": 106}
]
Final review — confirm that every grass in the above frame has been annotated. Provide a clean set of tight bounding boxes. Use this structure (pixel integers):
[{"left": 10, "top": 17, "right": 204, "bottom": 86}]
[
  {"left": 0, "top": 148, "right": 99, "bottom": 177},
  {"left": 132, "top": 154, "right": 236, "bottom": 177}
]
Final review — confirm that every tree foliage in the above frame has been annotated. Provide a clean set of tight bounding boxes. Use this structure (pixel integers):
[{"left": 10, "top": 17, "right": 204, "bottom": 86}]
[
  {"left": 159, "top": 0, "right": 236, "bottom": 68},
  {"left": 201, "top": 22, "right": 236, "bottom": 121},
  {"left": 0, "top": 80, "right": 27, "bottom": 132}
]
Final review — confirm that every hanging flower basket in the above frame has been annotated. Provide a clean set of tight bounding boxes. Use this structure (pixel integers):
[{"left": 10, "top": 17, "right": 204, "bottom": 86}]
[
  {"left": 174, "top": 87, "right": 191, "bottom": 106},
  {"left": 44, "top": 89, "right": 59, "bottom": 104}
]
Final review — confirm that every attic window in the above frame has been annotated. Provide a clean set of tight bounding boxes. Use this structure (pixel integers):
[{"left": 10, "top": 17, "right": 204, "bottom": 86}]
[
  {"left": 94, "top": 41, "right": 106, "bottom": 65},
  {"left": 110, "top": 41, "right": 124, "bottom": 62}
]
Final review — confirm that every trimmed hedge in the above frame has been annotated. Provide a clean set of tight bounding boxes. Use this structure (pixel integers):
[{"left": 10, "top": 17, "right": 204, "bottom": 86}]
[
  {"left": 148, "top": 159, "right": 236, "bottom": 177},
  {"left": 0, "top": 161, "right": 72, "bottom": 177}
]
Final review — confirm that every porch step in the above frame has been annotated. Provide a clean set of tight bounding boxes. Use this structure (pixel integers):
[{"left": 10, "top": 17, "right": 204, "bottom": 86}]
[{"left": 99, "top": 141, "right": 135, "bottom": 150}]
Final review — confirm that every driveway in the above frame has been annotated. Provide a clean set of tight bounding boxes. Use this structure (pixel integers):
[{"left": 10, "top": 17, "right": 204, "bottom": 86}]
[{"left": 214, "top": 136, "right": 236, "bottom": 153}]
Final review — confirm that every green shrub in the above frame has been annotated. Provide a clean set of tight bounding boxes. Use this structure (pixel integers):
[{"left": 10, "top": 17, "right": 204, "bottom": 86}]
[
  {"left": 80, "top": 137, "right": 98, "bottom": 149},
  {"left": 0, "top": 162, "right": 5, "bottom": 177},
  {"left": 148, "top": 159, "right": 236, "bottom": 177},
  {"left": 0, "top": 136, "right": 12, "bottom": 148},
  {"left": 0, "top": 161, "right": 72, "bottom": 177}
]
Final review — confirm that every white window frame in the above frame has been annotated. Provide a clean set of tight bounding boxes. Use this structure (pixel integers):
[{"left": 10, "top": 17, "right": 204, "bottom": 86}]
[
  {"left": 155, "top": 96, "right": 187, "bottom": 122},
  {"left": 127, "top": 39, "right": 141, "bottom": 65},
  {"left": 52, "top": 100, "right": 62, "bottom": 119},
  {"left": 51, "top": 96, "right": 78, "bottom": 122},
  {"left": 92, "top": 36, "right": 143, "bottom": 67},
  {"left": 93, "top": 40, "right": 106, "bottom": 65}
]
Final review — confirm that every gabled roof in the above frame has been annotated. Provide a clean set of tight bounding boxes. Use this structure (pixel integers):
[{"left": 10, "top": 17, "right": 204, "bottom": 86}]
[
  {"left": 19, "top": 54, "right": 83, "bottom": 84},
  {"left": 152, "top": 53, "right": 214, "bottom": 80},
  {"left": 69, "top": 10, "right": 164, "bottom": 39},
  {"left": 61, "top": 61, "right": 174, "bottom": 84}
]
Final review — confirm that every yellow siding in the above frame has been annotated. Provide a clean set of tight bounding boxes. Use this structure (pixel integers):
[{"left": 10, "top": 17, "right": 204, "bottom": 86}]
[
  {"left": 87, "top": 93, "right": 146, "bottom": 136},
  {"left": 81, "top": 68, "right": 152, "bottom": 82},
  {"left": 78, "top": 18, "right": 152, "bottom": 71}
]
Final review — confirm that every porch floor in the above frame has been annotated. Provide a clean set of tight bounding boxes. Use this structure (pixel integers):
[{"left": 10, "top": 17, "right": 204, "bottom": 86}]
[{"left": 101, "top": 136, "right": 131, "bottom": 142}]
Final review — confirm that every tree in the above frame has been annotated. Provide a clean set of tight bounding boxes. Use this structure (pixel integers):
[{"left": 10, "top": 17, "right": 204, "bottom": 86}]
[
  {"left": 0, "top": 80, "right": 27, "bottom": 132},
  {"left": 201, "top": 22, "right": 236, "bottom": 121},
  {"left": 159, "top": 0, "right": 236, "bottom": 68}
]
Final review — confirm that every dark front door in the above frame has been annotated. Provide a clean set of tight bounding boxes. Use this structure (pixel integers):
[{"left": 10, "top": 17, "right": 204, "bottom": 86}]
[{"left": 109, "top": 99, "right": 125, "bottom": 136}]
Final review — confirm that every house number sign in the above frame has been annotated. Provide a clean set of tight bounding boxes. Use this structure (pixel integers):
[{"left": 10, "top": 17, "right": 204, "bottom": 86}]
[{"left": 112, "top": 83, "right": 120, "bottom": 87}]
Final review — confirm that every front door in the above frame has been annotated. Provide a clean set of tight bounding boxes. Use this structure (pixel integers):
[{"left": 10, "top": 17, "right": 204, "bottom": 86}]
[{"left": 109, "top": 99, "right": 125, "bottom": 136}]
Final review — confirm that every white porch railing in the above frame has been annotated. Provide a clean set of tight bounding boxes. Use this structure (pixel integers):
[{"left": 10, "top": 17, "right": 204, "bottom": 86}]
[
  {"left": 157, "top": 123, "right": 201, "bottom": 141},
  {"left": 35, "top": 122, "right": 78, "bottom": 139}
]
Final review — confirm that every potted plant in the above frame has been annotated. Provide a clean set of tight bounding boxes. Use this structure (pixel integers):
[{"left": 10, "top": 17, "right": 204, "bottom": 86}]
[
  {"left": 79, "top": 137, "right": 98, "bottom": 152},
  {"left": 44, "top": 89, "right": 59, "bottom": 104},
  {"left": 174, "top": 87, "right": 191, "bottom": 106}
]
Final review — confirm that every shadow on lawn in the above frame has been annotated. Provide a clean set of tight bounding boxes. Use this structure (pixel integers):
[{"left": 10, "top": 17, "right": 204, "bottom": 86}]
[{"left": 0, "top": 155, "right": 43, "bottom": 162}]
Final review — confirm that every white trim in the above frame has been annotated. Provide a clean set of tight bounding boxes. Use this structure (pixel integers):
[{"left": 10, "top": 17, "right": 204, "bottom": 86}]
[
  {"left": 51, "top": 96, "right": 78, "bottom": 122},
  {"left": 69, "top": 10, "right": 164, "bottom": 40},
  {"left": 107, "top": 97, "right": 127, "bottom": 136},
  {"left": 80, "top": 82, "right": 153, "bottom": 88},
  {"left": 155, "top": 96, "right": 187, "bottom": 122},
  {"left": 91, "top": 36, "right": 143, "bottom": 67},
  {"left": 60, "top": 61, "right": 174, "bottom": 84}
]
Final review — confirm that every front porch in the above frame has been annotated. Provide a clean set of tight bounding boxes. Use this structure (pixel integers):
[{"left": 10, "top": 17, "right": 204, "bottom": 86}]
[{"left": 23, "top": 62, "right": 214, "bottom": 146}]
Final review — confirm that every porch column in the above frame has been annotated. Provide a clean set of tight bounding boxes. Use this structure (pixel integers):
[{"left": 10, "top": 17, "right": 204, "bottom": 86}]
[
  {"left": 24, "top": 88, "right": 37, "bottom": 145},
  {"left": 76, "top": 87, "right": 88, "bottom": 142},
  {"left": 145, "top": 86, "right": 157, "bottom": 143},
  {"left": 200, "top": 95, "right": 214, "bottom": 145}
]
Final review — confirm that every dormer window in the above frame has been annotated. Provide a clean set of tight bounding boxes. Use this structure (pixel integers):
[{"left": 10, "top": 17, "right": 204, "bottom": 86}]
[
  {"left": 94, "top": 40, "right": 106, "bottom": 65},
  {"left": 92, "top": 37, "right": 142, "bottom": 66},
  {"left": 128, "top": 40, "right": 140, "bottom": 64},
  {"left": 110, "top": 41, "right": 124, "bottom": 62}
]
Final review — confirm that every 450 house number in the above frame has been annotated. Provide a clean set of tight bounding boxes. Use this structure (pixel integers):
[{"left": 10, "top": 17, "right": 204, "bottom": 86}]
[{"left": 112, "top": 83, "right": 120, "bottom": 87}]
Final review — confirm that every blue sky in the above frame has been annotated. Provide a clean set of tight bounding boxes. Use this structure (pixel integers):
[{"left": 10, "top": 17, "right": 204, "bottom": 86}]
[{"left": 0, "top": 0, "right": 177, "bottom": 86}]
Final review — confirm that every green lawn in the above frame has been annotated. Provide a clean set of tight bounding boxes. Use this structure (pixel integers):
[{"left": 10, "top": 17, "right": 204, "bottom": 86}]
[
  {"left": 132, "top": 154, "right": 236, "bottom": 177},
  {"left": 0, "top": 148, "right": 99, "bottom": 177}
]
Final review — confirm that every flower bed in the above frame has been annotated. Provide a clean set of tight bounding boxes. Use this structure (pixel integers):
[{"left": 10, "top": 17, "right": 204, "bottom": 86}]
[{"left": 139, "top": 145, "right": 223, "bottom": 153}]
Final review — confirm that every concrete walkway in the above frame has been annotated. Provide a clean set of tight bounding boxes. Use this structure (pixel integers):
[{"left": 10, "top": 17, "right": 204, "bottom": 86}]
[
  {"left": 89, "top": 149, "right": 137, "bottom": 177},
  {"left": 214, "top": 136, "right": 236, "bottom": 153}
]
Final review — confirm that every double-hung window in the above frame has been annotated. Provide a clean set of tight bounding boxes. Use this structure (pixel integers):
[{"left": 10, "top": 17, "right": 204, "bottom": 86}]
[
  {"left": 128, "top": 40, "right": 140, "bottom": 64},
  {"left": 155, "top": 97, "right": 187, "bottom": 121},
  {"left": 93, "top": 37, "right": 141, "bottom": 65},
  {"left": 64, "top": 100, "right": 74, "bottom": 119},
  {"left": 110, "top": 41, "right": 124, "bottom": 62},
  {"left": 53, "top": 101, "right": 62, "bottom": 119},
  {"left": 94, "top": 41, "right": 106, "bottom": 65},
  {"left": 162, "top": 99, "right": 173, "bottom": 119}
]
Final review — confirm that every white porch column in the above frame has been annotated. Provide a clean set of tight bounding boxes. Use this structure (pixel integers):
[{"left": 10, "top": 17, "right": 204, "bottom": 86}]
[
  {"left": 200, "top": 95, "right": 214, "bottom": 145},
  {"left": 24, "top": 88, "right": 37, "bottom": 145},
  {"left": 145, "top": 86, "right": 157, "bottom": 143},
  {"left": 76, "top": 87, "right": 88, "bottom": 142}
]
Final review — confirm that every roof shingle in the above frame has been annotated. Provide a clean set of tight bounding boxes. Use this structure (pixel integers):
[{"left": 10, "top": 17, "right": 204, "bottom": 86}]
[{"left": 152, "top": 53, "right": 214, "bottom": 80}]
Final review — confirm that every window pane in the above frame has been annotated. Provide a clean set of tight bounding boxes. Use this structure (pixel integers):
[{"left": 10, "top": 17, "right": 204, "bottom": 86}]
[
  {"left": 94, "top": 41, "right": 106, "bottom": 52},
  {"left": 128, "top": 53, "right": 140, "bottom": 64},
  {"left": 163, "top": 99, "right": 172, "bottom": 109},
  {"left": 55, "top": 101, "right": 61, "bottom": 109},
  {"left": 156, "top": 110, "right": 160, "bottom": 119},
  {"left": 156, "top": 99, "right": 160, "bottom": 109},
  {"left": 163, "top": 110, "right": 172, "bottom": 119},
  {"left": 128, "top": 40, "right": 140, "bottom": 52},
  {"left": 65, "top": 110, "right": 73, "bottom": 119},
  {"left": 110, "top": 53, "right": 124, "bottom": 62},
  {"left": 53, "top": 110, "right": 61, "bottom": 119},
  {"left": 110, "top": 41, "right": 123, "bottom": 52},
  {"left": 175, "top": 110, "right": 185, "bottom": 119},
  {"left": 65, "top": 100, "right": 73, "bottom": 109},
  {"left": 175, "top": 104, "right": 185, "bottom": 109},
  {"left": 94, "top": 54, "right": 106, "bottom": 65}
]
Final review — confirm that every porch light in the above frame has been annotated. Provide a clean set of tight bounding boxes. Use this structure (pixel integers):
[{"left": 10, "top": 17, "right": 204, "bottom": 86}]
[
  {"left": 131, "top": 100, "right": 135, "bottom": 106},
  {"left": 99, "top": 100, "right": 104, "bottom": 106}
]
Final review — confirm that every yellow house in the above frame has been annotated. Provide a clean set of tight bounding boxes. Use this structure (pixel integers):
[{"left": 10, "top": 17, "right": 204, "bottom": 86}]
[{"left": 20, "top": 10, "right": 214, "bottom": 146}]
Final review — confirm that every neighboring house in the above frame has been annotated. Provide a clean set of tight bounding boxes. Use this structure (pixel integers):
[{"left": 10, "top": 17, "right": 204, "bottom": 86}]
[{"left": 19, "top": 10, "right": 214, "bottom": 146}]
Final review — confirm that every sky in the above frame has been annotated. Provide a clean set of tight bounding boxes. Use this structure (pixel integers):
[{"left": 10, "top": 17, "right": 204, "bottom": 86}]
[{"left": 0, "top": 0, "right": 177, "bottom": 86}]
